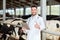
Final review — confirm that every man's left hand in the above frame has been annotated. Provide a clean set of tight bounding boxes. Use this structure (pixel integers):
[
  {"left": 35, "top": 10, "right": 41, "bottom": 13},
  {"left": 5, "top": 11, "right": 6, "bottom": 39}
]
[{"left": 34, "top": 22, "right": 40, "bottom": 29}]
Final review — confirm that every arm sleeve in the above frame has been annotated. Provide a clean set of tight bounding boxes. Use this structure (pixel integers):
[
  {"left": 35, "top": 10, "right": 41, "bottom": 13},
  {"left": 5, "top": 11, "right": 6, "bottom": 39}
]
[
  {"left": 40, "top": 17, "right": 46, "bottom": 31},
  {"left": 24, "top": 18, "right": 30, "bottom": 34}
]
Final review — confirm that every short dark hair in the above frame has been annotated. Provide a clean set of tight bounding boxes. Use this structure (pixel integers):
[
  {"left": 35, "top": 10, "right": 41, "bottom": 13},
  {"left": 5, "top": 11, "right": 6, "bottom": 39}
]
[{"left": 31, "top": 6, "right": 37, "bottom": 9}]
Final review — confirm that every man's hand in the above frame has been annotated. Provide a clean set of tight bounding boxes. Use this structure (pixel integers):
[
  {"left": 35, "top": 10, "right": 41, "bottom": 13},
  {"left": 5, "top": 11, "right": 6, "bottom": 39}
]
[
  {"left": 34, "top": 22, "right": 40, "bottom": 29},
  {"left": 22, "top": 27, "right": 26, "bottom": 31}
]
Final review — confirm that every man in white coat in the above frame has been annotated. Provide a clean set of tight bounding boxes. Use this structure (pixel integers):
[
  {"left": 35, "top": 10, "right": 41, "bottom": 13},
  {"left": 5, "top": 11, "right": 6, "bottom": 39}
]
[{"left": 22, "top": 6, "right": 45, "bottom": 40}]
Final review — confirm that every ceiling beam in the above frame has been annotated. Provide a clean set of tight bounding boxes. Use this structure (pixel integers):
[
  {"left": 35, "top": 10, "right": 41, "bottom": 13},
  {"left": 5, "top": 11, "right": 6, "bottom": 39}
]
[{"left": 55, "top": 0, "right": 60, "bottom": 3}]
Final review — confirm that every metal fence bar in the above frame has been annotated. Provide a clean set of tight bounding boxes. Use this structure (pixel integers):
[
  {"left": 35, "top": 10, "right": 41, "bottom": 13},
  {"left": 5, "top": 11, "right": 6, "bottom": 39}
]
[
  {"left": 42, "top": 30, "right": 60, "bottom": 36},
  {"left": 42, "top": 30, "right": 60, "bottom": 40}
]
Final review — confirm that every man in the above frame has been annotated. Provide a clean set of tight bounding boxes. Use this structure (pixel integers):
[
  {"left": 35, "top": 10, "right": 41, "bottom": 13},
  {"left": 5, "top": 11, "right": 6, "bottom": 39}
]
[{"left": 22, "top": 6, "right": 45, "bottom": 40}]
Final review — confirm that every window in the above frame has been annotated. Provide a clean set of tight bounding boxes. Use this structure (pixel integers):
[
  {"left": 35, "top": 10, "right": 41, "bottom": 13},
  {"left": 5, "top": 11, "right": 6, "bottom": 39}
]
[
  {"left": 0, "top": 10, "right": 3, "bottom": 15},
  {"left": 47, "top": 6, "right": 50, "bottom": 15},
  {"left": 6, "top": 9, "right": 14, "bottom": 15},
  {"left": 16, "top": 8, "right": 23, "bottom": 16},
  {"left": 37, "top": 7, "right": 41, "bottom": 15},
  {"left": 25, "top": 7, "right": 31, "bottom": 15},
  {"left": 51, "top": 5, "right": 59, "bottom": 15}
]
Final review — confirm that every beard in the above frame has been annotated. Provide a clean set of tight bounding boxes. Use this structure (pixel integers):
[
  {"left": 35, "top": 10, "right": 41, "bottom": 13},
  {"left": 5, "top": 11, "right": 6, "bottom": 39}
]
[{"left": 32, "top": 13, "right": 37, "bottom": 16}]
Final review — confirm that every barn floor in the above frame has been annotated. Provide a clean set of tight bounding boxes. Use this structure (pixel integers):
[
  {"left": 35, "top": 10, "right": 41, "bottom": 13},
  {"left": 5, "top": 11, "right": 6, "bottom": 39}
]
[{"left": 0, "top": 38, "right": 59, "bottom": 40}]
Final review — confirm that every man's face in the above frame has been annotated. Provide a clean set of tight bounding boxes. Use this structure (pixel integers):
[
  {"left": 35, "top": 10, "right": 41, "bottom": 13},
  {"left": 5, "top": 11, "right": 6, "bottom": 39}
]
[{"left": 31, "top": 7, "right": 37, "bottom": 16}]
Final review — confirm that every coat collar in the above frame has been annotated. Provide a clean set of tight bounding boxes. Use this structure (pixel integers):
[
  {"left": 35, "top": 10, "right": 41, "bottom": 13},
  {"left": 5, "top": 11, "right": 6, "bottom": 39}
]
[{"left": 31, "top": 14, "right": 38, "bottom": 19}]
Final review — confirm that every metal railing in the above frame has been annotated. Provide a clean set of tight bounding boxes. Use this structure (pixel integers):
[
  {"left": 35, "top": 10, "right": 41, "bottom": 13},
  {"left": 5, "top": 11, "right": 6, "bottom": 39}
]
[
  {"left": 0, "top": 19, "right": 60, "bottom": 40},
  {"left": 41, "top": 30, "right": 60, "bottom": 40}
]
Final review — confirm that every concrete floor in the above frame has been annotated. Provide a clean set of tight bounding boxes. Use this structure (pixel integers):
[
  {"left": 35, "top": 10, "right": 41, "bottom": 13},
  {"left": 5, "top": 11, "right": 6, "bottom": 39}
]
[{"left": 0, "top": 35, "right": 60, "bottom": 40}]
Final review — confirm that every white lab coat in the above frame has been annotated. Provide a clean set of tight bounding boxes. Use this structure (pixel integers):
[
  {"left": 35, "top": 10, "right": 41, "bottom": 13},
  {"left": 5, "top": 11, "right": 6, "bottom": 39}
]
[{"left": 26, "top": 15, "right": 45, "bottom": 40}]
